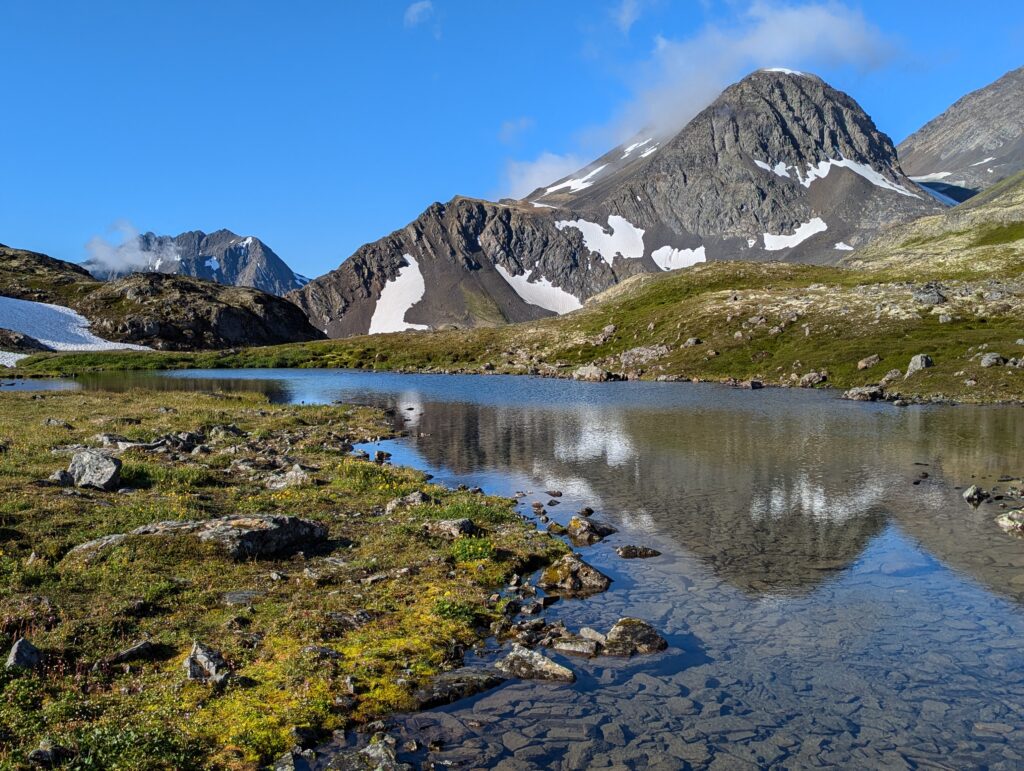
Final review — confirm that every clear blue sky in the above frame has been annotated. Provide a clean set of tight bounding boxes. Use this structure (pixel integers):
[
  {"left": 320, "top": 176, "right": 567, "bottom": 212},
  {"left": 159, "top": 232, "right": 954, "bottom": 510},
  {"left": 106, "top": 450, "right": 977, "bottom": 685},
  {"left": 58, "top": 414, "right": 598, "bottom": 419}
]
[{"left": 2, "top": 1, "right": 1022, "bottom": 278}]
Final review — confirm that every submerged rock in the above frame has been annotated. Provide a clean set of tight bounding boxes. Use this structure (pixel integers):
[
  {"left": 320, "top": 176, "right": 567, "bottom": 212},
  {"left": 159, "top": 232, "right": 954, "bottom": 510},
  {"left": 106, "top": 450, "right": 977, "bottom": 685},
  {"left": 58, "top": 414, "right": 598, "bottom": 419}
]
[
  {"left": 67, "top": 449, "right": 122, "bottom": 491},
  {"left": 615, "top": 545, "right": 662, "bottom": 559},
  {"left": 537, "top": 554, "right": 612, "bottom": 597},
  {"left": 603, "top": 618, "right": 668, "bottom": 657},
  {"left": 496, "top": 643, "right": 575, "bottom": 682},
  {"left": 412, "top": 666, "right": 508, "bottom": 709}
]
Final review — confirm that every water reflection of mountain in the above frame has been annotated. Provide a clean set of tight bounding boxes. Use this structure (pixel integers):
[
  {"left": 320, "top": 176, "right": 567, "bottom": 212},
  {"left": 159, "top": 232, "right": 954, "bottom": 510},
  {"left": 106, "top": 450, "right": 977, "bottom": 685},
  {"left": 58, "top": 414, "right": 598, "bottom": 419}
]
[{"left": 401, "top": 397, "right": 1024, "bottom": 599}]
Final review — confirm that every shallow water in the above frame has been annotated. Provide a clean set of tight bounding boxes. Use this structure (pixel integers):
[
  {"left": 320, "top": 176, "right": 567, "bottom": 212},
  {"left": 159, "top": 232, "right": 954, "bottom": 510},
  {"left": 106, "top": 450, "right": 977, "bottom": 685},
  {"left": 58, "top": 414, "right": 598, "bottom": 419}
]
[{"left": 42, "top": 370, "right": 1024, "bottom": 768}]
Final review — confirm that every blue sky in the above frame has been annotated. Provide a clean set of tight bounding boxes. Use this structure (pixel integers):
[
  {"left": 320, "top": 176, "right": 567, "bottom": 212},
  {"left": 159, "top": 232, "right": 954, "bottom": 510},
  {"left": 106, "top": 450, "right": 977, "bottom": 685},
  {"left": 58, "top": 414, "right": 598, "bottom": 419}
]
[{"left": 2, "top": 1, "right": 1022, "bottom": 279}]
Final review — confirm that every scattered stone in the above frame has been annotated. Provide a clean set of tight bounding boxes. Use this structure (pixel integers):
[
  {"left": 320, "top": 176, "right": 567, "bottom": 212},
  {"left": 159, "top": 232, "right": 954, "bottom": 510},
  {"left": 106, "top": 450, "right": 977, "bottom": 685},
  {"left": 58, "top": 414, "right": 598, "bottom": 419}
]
[
  {"left": 546, "top": 522, "right": 567, "bottom": 535},
  {"left": 43, "top": 418, "right": 73, "bottom": 429},
  {"left": 603, "top": 618, "right": 668, "bottom": 657},
  {"left": 572, "top": 364, "right": 617, "bottom": 382},
  {"left": 683, "top": 337, "right": 703, "bottom": 347},
  {"left": 578, "top": 506, "right": 594, "bottom": 517},
  {"left": 579, "top": 627, "right": 607, "bottom": 644},
  {"left": 384, "top": 490, "right": 435, "bottom": 515},
  {"left": 496, "top": 643, "right": 575, "bottom": 682},
  {"left": 359, "top": 733, "right": 412, "bottom": 771},
  {"left": 537, "top": 554, "right": 611, "bottom": 596},
  {"left": 995, "top": 509, "right": 1024, "bottom": 535},
  {"left": 857, "top": 354, "right": 881, "bottom": 370},
  {"left": 980, "top": 352, "right": 1007, "bottom": 368},
  {"left": 551, "top": 636, "right": 599, "bottom": 657},
  {"left": 615, "top": 545, "right": 661, "bottom": 559},
  {"left": 912, "top": 283, "right": 946, "bottom": 306},
  {"left": 265, "top": 464, "right": 312, "bottom": 490},
  {"left": 842, "top": 385, "right": 884, "bottom": 402},
  {"left": 183, "top": 641, "right": 231, "bottom": 685},
  {"left": 47, "top": 470, "right": 73, "bottom": 487},
  {"left": 905, "top": 353, "right": 934, "bottom": 379},
  {"left": 963, "top": 485, "right": 989, "bottom": 506},
  {"left": 422, "top": 518, "right": 479, "bottom": 539},
  {"left": 412, "top": 666, "right": 508, "bottom": 709},
  {"left": 67, "top": 449, "right": 122, "bottom": 491},
  {"left": 799, "top": 371, "right": 827, "bottom": 388},
  {"left": 65, "top": 515, "right": 327, "bottom": 563},
  {"left": 6, "top": 638, "right": 41, "bottom": 670},
  {"left": 619, "top": 345, "right": 670, "bottom": 368},
  {"left": 566, "top": 517, "right": 617, "bottom": 546}
]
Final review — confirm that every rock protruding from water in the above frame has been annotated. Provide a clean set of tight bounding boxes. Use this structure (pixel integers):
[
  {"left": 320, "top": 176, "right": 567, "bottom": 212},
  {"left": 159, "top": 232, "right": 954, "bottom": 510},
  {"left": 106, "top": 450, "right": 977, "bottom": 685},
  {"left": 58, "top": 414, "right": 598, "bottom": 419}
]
[
  {"left": 842, "top": 385, "right": 885, "bottom": 402},
  {"left": 963, "top": 485, "right": 989, "bottom": 506},
  {"left": 616, "top": 545, "right": 662, "bottom": 559},
  {"left": 496, "top": 643, "right": 575, "bottom": 682},
  {"left": 537, "top": 554, "right": 612, "bottom": 596},
  {"left": 566, "top": 517, "right": 618, "bottom": 546},
  {"left": 603, "top": 618, "right": 669, "bottom": 656},
  {"left": 573, "top": 365, "right": 618, "bottom": 383},
  {"left": 67, "top": 449, "right": 122, "bottom": 491}
]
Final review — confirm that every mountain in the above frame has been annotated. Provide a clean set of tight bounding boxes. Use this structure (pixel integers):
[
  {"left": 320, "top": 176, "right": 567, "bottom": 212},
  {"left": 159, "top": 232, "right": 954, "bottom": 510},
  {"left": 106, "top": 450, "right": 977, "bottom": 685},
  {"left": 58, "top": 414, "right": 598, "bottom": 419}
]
[
  {"left": 291, "top": 69, "right": 939, "bottom": 338},
  {"left": 1, "top": 244, "right": 323, "bottom": 351},
  {"left": 86, "top": 229, "right": 308, "bottom": 296},
  {"left": 898, "top": 66, "right": 1024, "bottom": 203}
]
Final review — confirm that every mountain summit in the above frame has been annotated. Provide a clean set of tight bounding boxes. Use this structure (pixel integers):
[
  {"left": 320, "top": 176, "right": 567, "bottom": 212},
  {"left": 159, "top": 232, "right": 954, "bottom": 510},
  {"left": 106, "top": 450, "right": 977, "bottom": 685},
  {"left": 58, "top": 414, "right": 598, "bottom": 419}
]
[
  {"left": 86, "top": 229, "right": 308, "bottom": 296},
  {"left": 899, "top": 66, "right": 1024, "bottom": 202},
  {"left": 291, "top": 70, "right": 938, "bottom": 337}
]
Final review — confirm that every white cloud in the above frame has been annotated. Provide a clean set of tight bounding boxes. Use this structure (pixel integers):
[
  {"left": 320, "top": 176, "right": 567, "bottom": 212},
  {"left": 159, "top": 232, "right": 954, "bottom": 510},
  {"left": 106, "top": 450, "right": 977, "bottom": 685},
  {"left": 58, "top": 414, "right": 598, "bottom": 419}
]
[
  {"left": 498, "top": 116, "right": 535, "bottom": 144},
  {"left": 498, "top": 1, "right": 894, "bottom": 196},
  {"left": 403, "top": 1, "right": 433, "bottom": 28},
  {"left": 84, "top": 220, "right": 175, "bottom": 277},
  {"left": 501, "top": 152, "right": 587, "bottom": 199},
  {"left": 614, "top": 0, "right": 642, "bottom": 34}
]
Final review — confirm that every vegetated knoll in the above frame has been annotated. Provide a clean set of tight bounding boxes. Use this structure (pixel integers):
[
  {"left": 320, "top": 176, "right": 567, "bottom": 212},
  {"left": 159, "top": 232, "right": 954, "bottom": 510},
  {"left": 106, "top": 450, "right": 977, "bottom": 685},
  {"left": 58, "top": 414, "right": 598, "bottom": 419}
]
[
  {"left": 0, "top": 390, "right": 565, "bottom": 768},
  {"left": 0, "top": 244, "right": 323, "bottom": 350},
  {"left": 19, "top": 257, "right": 1024, "bottom": 404},
  {"left": 846, "top": 169, "right": 1024, "bottom": 278}
]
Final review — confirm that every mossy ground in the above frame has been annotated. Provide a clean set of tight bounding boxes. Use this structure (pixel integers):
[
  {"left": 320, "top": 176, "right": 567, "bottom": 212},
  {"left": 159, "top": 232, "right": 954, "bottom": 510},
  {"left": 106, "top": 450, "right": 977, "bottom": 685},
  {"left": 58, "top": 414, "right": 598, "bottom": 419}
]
[
  {"left": 14, "top": 261, "right": 1024, "bottom": 404},
  {"left": 0, "top": 391, "right": 565, "bottom": 769}
]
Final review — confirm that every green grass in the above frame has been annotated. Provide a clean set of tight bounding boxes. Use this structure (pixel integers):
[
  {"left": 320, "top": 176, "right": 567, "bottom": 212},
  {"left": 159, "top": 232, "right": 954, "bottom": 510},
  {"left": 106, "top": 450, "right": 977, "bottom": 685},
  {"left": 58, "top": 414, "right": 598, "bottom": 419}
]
[{"left": 973, "top": 221, "right": 1024, "bottom": 248}]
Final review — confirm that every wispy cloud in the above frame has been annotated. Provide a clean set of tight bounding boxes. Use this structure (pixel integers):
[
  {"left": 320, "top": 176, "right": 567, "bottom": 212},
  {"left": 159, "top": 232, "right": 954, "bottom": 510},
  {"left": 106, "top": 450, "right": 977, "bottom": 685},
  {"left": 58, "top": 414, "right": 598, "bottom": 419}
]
[
  {"left": 84, "top": 220, "right": 173, "bottom": 276},
  {"left": 499, "top": 1, "right": 895, "bottom": 197},
  {"left": 614, "top": 0, "right": 642, "bottom": 34},
  {"left": 403, "top": 1, "right": 434, "bottom": 28},
  {"left": 501, "top": 152, "right": 587, "bottom": 199},
  {"left": 498, "top": 117, "right": 535, "bottom": 145}
]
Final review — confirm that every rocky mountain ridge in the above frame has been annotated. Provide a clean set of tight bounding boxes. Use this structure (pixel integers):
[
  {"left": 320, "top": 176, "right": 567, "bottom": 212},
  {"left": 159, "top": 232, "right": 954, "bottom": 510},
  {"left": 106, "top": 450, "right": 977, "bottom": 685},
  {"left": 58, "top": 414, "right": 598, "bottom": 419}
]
[
  {"left": 86, "top": 229, "right": 308, "bottom": 296},
  {"left": 291, "top": 69, "right": 939, "bottom": 338}
]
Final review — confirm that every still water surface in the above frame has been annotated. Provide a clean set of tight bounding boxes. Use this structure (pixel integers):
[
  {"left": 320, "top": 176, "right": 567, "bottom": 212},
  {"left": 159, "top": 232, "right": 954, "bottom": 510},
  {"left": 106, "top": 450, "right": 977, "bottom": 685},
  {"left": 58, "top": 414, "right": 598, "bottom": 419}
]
[{"left": 23, "top": 369, "right": 1024, "bottom": 769}]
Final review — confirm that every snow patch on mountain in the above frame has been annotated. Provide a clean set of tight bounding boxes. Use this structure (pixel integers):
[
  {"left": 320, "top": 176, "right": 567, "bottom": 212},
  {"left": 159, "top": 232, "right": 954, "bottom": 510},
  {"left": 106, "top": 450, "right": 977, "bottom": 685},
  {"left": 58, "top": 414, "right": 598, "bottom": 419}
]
[
  {"left": 755, "top": 156, "right": 919, "bottom": 197},
  {"left": 909, "top": 172, "right": 953, "bottom": 183},
  {"left": 368, "top": 255, "right": 430, "bottom": 334},
  {"left": 544, "top": 164, "right": 608, "bottom": 195},
  {"left": 970, "top": 157, "right": 996, "bottom": 167},
  {"left": 555, "top": 215, "right": 645, "bottom": 265},
  {"left": 762, "top": 67, "right": 807, "bottom": 76},
  {"left": 495, "top": 265, "right": 583, "bottom": 314},
  {"left": 763, "top": 218, "right": 828, "bottom": 250},
  {"left": 0, "top": 295, "right": 150, "bottom": 366},
  {"left": 651, "top": 245, "right": 706, "bottom": 271},
  {"left": 621, "top": 139, "right": 652, "bottom": 159},
  {"left": 834, "top": 242, "right": 854, "bottom": 251}
]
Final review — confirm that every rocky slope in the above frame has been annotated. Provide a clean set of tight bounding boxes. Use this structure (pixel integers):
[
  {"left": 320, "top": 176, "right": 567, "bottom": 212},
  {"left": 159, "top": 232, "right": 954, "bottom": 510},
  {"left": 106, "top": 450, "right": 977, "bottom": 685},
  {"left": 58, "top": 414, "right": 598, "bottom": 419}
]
[
  {"left": 899, "top": 66, "right": 1024, "bottom": 202},
  {"left": 86, "top": 229, "right": 308, "bottom": 296},
  {"left": 292, "top": 69, "right": 939, "bottom": 338},
  {"left": 0, "top": 244, "right": 323, "bottom": 350}
]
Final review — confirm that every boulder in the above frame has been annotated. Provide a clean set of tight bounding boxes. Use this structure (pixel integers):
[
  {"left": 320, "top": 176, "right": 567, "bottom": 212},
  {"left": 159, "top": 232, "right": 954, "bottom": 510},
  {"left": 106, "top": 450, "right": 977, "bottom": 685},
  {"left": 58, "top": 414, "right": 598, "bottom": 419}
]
[
  {"left": 799, "top": 371, "right": 827, "bottom": 388},
  {"left": 64, "top": 515, "right": 327, "bottom": 563},
  {"left": 67, "top": 449, "right": 122, "bottom": 491},
  {"left": 566, "top": 517, "right": 617, "bottom": 546},
  {"left": 572, "top": 365, "right": 616, "bottom": 382},
  {"left": 905, "top": 353, "right": 934, "bottom": 379},
  {"left": 411, "top": 666, "right": 508, "bottom": 709},
  {"left": 5, "top": 638, "right": 41, "bottom": 670},
  {"left": 615, "top": 545, "right": 662, "bottom": 559},
  {"left": 551, "top": 636, "right": 599, "bottom": 657},
  {"left": 857, "top": 354, "right": 881, "bottom": 370},
  {"left": 842, "top": 385, "right": 884, "bottom": 402},
  {"left": 183, "top": 641, "right": 231, "bottom": 685},
  {"left": 47, "top": 470, "right": 73, "bottom": 487},
  {"left": 980, "top": 352, "right": 1006, "bottom": 368},
  {"left": 384, "top": 490, "right": 435, "bottom": 515},
  {"left": 995, "top": 509, "right": 1024, "bottom": 535},
  {"left": 537, "top": 554, "right": 611, "bottom": 596},
  {"left": 963, "top": 485, "right": 989, "bottom": 506},
  {"left": 265, "top": 464, "right": 312, "bottom": 490},
  {"left": 603, "top": 618, "right": 668, "bottom": 656},
  {"left": 26, "top": 740, "right": 72, "bottom": 769},
  {"left": 422, "top": 518, "right": 478, "bottom": 539},
  {"left": 496, "top": 643, "right": 575, "bottom": 682}
]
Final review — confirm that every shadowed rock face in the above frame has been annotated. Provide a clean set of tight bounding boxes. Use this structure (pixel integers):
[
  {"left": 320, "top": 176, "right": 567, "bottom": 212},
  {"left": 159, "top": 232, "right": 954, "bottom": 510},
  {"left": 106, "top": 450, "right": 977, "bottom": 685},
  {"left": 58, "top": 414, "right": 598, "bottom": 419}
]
[
  {"left": 87, "top": 229, "right": 307, "bottom": 296},
  {"left": 899, "top": 66, "right": 1024, "bottom": 199},
  {"left": 292, "top": 70, "right": 937, "bottom": 337}
]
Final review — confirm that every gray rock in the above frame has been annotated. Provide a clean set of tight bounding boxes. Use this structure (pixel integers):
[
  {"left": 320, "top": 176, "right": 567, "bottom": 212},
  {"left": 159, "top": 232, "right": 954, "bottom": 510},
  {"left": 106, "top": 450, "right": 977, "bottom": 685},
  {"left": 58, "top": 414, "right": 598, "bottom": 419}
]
[
  {"left": 551, "top": 636, "right": 600, "bottom": 657},
  {"left": 422, "top": 518, "right": 479, "bottom": 539},
  {"left": 683, "top": 337, "right": 703, "bottom": 347},
  {"left": 537, "top": 554, "right": 612, "bottom": 596},
  {"left": 799, "top": 371, "right": 827, "bottom": 388},
  {"left": 842, "top": 385, "right": 884, "bottom": 402},
  {"left": 857, "top": 354, "right": 881, "bottom": 370},
  {"left": 579, "top": 627, "right": 607, "bottom": 644},
  {"left": 619, "top": 345, "right": 670, "bottom": 368},
  {"left": 67, "top": 449, "right": 121, "bottom": 491},
  {"left": 183, "top": 641, "right": 231, "bottom": 685},
  {"left": 905, "top": 353, "right": 934, "bottom": 378},
  {"left": 615, "top": 545, "right": 662, "bottom": 559},
  {"left": 995, "top": 509, "right": 1024, "bottom": 535},
  {"left": 6, "top": 638, "right": 41, "bottom": 670},
  {"left": 912, "top": 283, "right": 947, "bottom": 306},
  {"left": 412, "top": 666, "right": 508, "bottom": 709},
  {"left": 496, "top": 643, "right": 575, "bottom": 682},
  {"left": 265, "top": 464, "right": 312, "bottom": 490},
  {"left": 604, "top": 618, "right": 668, "bottom": 656},
  {"left": 963, "top": 485, "right": 989, "bottom": 506},
  {"left": 43, "top": 418, "right": 73, "bottom": 429},
  {"left": 47, "top": 470, "right": 73, "bottom": 487},
  {"left": 26, "top": 739, "right": 72, "bottom": 769},
  {"left": 384, "top": 490, "right": 435, "bottom": 515},
  {"left": 980, "top": 352, "right": 1007, "bottom": 368},
  {"left": 566, "top": 516, "right": 618, "bottom": 546},
  {"left": 572, "top": 365, "right": 616, "bottom": 382}
]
